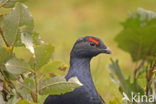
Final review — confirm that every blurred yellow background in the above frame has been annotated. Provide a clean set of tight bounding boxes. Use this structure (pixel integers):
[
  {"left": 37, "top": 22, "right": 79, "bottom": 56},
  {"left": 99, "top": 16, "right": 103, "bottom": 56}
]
[{"left": 7, "top": 0, "right": 156, "bottom": 103}]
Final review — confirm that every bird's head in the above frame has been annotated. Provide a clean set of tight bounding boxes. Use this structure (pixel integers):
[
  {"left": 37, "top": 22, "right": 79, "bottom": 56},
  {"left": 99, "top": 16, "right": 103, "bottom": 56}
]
[{"left": 71, "top": 36, "right": 111, "bottom": 58}]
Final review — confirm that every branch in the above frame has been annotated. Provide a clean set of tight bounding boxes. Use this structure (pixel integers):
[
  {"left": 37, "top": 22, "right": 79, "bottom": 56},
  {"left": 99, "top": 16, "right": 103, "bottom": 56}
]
[
  {"left": 0, "top": 27, "right": 9, "bottom": 47},
  {"left": 31, "top": 92, "right": 37, "bottom": 102},
  {"left": 145, "top": 55, "right": 156, "bottom": 95},
  {"left": 134, "top": 59, "right": 146, "bottom": 80},
  {"left": 0, "top": 0, "right": 9, "bottom": 8},
  {"left": 0, "top": 67, "right": 24, "bottom": 100},
  {"left": 0, "top": 68, "right": 13, "bottom": 88},
  {"left": 33, "top": 54, "right": 38, "bottom": 103},
  {"left": 134, "top": 40, "right": 156, "bottom": 80},
  {"left": 16, "top": 78, "right": 37, "bottom": 102}
]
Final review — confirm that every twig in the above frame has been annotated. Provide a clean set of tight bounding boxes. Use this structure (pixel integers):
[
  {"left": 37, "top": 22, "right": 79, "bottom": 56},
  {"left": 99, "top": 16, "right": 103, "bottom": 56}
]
[
  {"left": 0, "top": 68, "right": 23, "bottom": 99},
  {"left": 0, "top": 0, "right": 9, "bottom": 8},
  {"left": 33, "top": 54, "right": 38, "bottom": 102},
  {"left": 20, "top": 74, "right": 25, "bottom": 80},
  {"left": 134, "top": 40, "right": 156, "bottom": 80},
  {"left": 0, "top": 68, "right": 13, "bottom": 88},
  {"left": 0, "top": 27, "right": 9, "bottom": 47},
  {"left": 134, "top": 59, "right": 146, "bottom": 80},
  {"left": 145, "top": 55, "right": 156, "bottom": 95},
  {"left": 31, "top": 92, "right": 37, "bottom": 102}
]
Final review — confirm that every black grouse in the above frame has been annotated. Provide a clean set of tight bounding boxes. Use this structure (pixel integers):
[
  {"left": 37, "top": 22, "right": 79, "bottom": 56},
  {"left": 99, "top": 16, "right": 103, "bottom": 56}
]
[{"left": 44, "top": 36, "right": 111, "bottom": 104}]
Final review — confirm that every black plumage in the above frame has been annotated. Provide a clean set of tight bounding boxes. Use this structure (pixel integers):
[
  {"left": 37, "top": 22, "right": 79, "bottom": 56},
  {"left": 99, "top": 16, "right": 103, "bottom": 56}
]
[{"left": 44, "top": 36, "right": 111, "bottom": 104}]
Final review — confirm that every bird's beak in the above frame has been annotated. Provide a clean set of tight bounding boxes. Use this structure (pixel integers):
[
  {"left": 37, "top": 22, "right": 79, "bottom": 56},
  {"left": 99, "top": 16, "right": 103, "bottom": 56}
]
[{"left": 100, "top": 47, "right": 112, "bottom": 54}]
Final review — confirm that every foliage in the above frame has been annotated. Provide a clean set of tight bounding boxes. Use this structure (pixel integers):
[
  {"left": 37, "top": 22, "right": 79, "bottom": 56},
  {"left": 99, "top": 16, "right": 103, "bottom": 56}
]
[
  {"left": 0, "top": 1, "right": 82, "bottom": 104},
  {"left": 109, "top": 8, "right": 156, "bottom": 104},
  {"left": 115, "top": 8, "right": 156, "bottom": 62},
  {"left": 39, "top": 76, "right": 82, "bottom": 95}
]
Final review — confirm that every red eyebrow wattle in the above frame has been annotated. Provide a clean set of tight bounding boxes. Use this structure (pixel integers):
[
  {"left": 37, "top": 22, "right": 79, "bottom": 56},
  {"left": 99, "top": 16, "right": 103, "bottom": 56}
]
[{"left": 89, "top": 37, "right": 99, "bottom": 45}]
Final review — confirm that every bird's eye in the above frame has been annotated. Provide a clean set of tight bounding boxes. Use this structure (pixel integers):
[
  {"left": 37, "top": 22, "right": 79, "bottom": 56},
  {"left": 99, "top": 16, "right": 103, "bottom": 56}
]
[{"left": 90, "top": 42, "right": 96, "bottom": 47}]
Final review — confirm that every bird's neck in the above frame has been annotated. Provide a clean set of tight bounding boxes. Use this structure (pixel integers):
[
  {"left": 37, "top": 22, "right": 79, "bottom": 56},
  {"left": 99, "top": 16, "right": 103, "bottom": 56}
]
[
  {"left": 66, "top": 57, "right": 91, "bottom": 82},
  {"left": 66, "top": 56, "right": 99, "bottom": 96}
]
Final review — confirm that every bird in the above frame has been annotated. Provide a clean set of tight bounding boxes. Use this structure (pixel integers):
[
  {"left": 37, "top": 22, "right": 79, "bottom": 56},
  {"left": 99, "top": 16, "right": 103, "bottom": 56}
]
[{"left": 44, "top": 36, "right": 111, "bottom": 104}]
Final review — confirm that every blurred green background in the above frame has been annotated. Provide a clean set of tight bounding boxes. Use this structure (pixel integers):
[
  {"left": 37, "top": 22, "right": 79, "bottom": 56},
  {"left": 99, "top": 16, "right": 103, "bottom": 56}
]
[{"left": 13, "top": 0, "right": 156, "bottom": 103}]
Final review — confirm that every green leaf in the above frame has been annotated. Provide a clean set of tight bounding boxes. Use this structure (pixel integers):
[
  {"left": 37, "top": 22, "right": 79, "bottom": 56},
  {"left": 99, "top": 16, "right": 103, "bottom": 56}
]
[
  {"left": 0, "top": 0, "right": 27, "bottom": 8},
  {"left": 109, "top": 97, "right": 122, "bottom": 104},
  {"left": 22, "top": 78, "right": 35, "bottom": 93},
  {"left": 38, "top": 61, "right": 63, "bottom": 76},
  {"left": 0, "top": 72, "right": 3, "bottom": 80},
  {"left": 3, "top": 69, "right": 18, "bottom": 80},
  {"left": 0, "top": 39, "right": 1, "bottom": 47},
  {"left": 38, "top": 95, "right": 48, "bottom": 104},
  {"left": 14, "top": 81, "right": 33, "bottom": 100},
  {"left": 39, "top": 76, "right": 82, "bottom": 95},
  {"left": 0, "top": 47, "right": 12, "bottom": 66},
  {"left": 108, "top": 59, "right": 131, "bottom": 98},
  {"left": 23, "top": 78, "right": 35, "bottom": 89},
  {"left": 126, "top": 77, "right": 144, "bottom": 95},
  {"left": 2, "top": 3, "right": 34, "bottom": 46},
  {"left": 15, "top": 78, "right": 35, "bottom": 95},
  {"left": 16, "top": 100, "right": 31, "bottom": 104},
  {"left": 153, "top": 70, "right": 156, "bottom": 76},
  {"left": 136, "top": 66, "right": 147, "bottom": 79},
  {"left": 5, "top": 57, "right": 32, "bottom": 74},
  {"left": 21, "top": 32, "right": 34, "bottom": 54},
  {"left": 34, "top": 44, "right": 54, "bottom": 69},
  {"left": 109, "top": 73, "right": 119, "bottom": 84},
  {"left": 32, "top": 31, "right": 44, "bottom": 45},
  {"left": 109, "top": 59, "right": 145, "bottom": 98},
  {"left": 19, "top": 30, "right": 43, "bottom": 46},
  {"left": 115, "top": 8, "right": 156, "bottom": 61}
]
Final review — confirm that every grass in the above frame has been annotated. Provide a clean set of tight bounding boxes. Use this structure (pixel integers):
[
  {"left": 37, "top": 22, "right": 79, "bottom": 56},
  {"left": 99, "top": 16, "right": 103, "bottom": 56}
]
[{"left": 13, "top": 0, "right": 156, "bottom": 103}]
